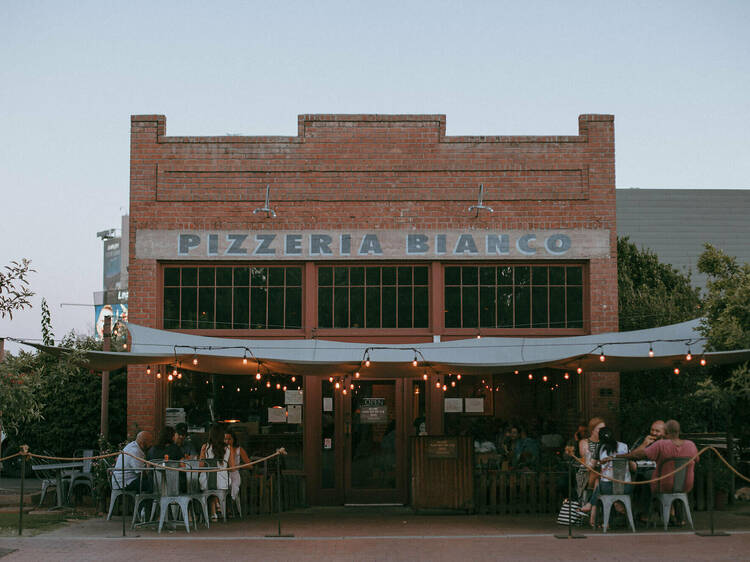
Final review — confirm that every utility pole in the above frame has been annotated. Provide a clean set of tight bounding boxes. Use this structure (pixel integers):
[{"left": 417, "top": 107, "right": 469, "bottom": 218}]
[{"left": 100, "top": 316, "right": 111, "bottom": 440}]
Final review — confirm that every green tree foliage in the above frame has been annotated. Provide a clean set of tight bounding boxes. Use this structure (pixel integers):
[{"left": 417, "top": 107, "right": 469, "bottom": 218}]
[
  {"left": 692, "top": 244, "right": 750, "bottom": 434},
  {"left": 617, "top": 237, "right": 705, "bottom": 442},
  {"left": 618, "top": 237, "right": 701, "bottom": 331},
  {"left": 0, "top": 259, "right": 34, "bottom": 319},
  {"left": 0, "top": 354, "right": 42, "bottom": 434}
]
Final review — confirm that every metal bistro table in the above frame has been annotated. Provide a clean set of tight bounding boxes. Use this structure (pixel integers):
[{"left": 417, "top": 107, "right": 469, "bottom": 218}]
[{"left": 31, "top": 461, "right": 83, "bottom": 509}]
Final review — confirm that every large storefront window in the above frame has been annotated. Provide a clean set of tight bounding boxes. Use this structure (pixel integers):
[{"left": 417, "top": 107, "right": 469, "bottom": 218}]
[
  {"left": 317, "top": 265, "right": 429, "bottom": 329},
  {"left": 444, "top": 265, "right": 583, "bottom": 329},
  {"left": 163, "top": 266, "right": 302, "bottom": 330}
]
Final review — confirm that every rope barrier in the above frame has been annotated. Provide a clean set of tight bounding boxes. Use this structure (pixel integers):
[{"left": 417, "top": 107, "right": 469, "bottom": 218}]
[
  {"left": 122, "top": 447, "right": 286, "bottom": 472},
  {"left": 0, "top": 451, "right": 22, "bottom": 462}
]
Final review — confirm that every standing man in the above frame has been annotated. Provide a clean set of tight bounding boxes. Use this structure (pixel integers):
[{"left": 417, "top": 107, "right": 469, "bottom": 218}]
[{"left": 112, "top": 431, "right": 153, "bottom": 492}]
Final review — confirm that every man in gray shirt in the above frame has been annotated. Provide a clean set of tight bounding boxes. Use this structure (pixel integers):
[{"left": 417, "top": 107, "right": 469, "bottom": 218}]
[{"left": 112, "top": 431, "right": 153, "bottom": 492}]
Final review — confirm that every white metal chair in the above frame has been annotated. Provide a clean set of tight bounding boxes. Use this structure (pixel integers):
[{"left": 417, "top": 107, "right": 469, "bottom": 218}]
[
  {"left": 653, "top": 456, "right": 695, "bottom": 531},
  {"left": 597, "top": 458, "right": 636, "bottom": 533}
]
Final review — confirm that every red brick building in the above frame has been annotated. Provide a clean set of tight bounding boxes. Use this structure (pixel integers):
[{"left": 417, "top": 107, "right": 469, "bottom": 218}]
[{"left": 128, "top": 113, "right": 617, "bottom": 505}]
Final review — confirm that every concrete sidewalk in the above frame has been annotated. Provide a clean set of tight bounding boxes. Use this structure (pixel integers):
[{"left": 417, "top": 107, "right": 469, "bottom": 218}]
[{"left": 2, "top": 505, "right": 750, "bottom": 561}]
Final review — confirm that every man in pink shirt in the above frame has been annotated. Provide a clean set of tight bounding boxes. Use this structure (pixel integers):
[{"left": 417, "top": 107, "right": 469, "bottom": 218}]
[{"left": 619, "top": 419, "right": 699, "bottom": 494}]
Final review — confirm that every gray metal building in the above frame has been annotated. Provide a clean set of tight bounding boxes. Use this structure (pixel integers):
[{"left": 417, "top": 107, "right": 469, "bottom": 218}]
[{"left": 616, "top": 189, "right": 750, "bottom": 291}]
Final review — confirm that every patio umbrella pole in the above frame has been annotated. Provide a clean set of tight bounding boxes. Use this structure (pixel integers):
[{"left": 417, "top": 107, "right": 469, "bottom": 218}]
[
  {"left": 265, "top": 457, "right": 293, "bottom": 537},
  {"left": 555, "top": 458, "right": 585, "bottom": 539}
]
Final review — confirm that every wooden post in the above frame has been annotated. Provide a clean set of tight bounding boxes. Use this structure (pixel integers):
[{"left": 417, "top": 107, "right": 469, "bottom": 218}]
[{"left": 101, "top": 316, "right": 111, "bottom": 441}]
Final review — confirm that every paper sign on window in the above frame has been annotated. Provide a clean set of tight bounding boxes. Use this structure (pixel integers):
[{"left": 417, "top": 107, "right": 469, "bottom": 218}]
[
  {"left": 268, "top": 407, "right": 287, "bottom": 423},
  {"left": 464, "top": 398, "right": 485, "bottom": 413}
]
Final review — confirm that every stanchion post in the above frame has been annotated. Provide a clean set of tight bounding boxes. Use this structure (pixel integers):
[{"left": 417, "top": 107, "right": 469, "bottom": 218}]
[
  {"left": 265, "top": 451, "right": 293, "bottom": 537},
  {"left": 18, "top": 450, "right": 26, "bottom": 536},
  {"left": 696, "top": 449, "right": 729, "bottom": 537},
  {"left": 555, "top": 456, "right": 585, "bottom": 539}
]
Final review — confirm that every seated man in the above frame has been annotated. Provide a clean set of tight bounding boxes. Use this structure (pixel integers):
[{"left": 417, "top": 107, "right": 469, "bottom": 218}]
[
  {"left": 618, "top": 419, "right": 698, "bottom": 523},
  {"left": 630, "top": 420, "right": 665, "bottom": 519},
  {"left": 176, "top": 423, "right": 199, "bottom": 459},
  {"left": 112, "top": 431, "right": 153, "bottom": 492},
  {"left": 511, "top": 426, "right": 540, "bottom": 470}
]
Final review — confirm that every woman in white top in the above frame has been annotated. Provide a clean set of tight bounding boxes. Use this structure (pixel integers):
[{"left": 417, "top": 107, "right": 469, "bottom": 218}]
[
  {"left": 225, "top": 429, "right": 251, "bottom": 501},
  {"left": 580, "top": 427, "right": 635, "bottom": 525},
  {"left": 200, "top": 424, "right": 234, "bottom": 520}
]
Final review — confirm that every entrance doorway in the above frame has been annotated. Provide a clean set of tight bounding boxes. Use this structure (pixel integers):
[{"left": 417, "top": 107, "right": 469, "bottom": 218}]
[{"left": 344, "top": 378, "right": 404, "bottom": 504}]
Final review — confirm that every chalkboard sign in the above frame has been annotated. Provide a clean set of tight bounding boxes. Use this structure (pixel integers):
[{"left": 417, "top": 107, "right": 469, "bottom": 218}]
[{"left": 426, "top": 437, "right": 458, "bottom": 459}]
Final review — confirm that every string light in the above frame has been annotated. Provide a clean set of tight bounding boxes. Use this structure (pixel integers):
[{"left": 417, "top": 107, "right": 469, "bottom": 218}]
[
  {"left": 192, "top": 355, "right": 198, "bottom": 366},
  {"left": 648, "top": 345, "right": 654, "bottom": 358},
  {"left": 674, "top": 367, "right": 680, "bottom": 375},
  {"left": 542, "top": 375, "right": 548, "bottom": 382},
  {"left": 599, "top": 348, "right": 606, "bottom": 362},
  {"left": 283, "top": 385, "right": 287, "bottom": 391},
  {"left": 513, "top": 370, "right": 519, "bottom": 375},
  {"left": 435, "top": 380, "right": 441, "bottom": 389},
  {"left": 342, "top": 388, "right": 348, "bottom": 395},
  {"left": 364, "top": 354, "right": 371, "bottom": 368},
  {"left": 177, "top": 372, "right": 182, "bottom": 379},
  {"left": 412, "top": 355, "right": 418, "bottom": 367},
  {"left": 686, "top": 348, "right": 692, "bottom": 361},
  {"left": 172, "top": 367, "right": 178, "bottom": 377},
  {"left": 564, "top": 372, "right": 570, "bottom": 380},
  {"left": 167, "top": 373, "right": 174, "bottom": 382},
  {"left": 700, "top": 356, "right": 707, "bottom": 367},
  {"left": 350, "top": 383, "right": 355, "bottom": 390},
  {"left": 256, "top": 372, "right": 262, "bottom": 380},
  {"left": 528, "top": 374, "right": 533, "bottom": 380},
  {"left": 577, "top": 366, "right": 583, "bottom": 375},
  {"left": 422, "top": 373, "right": 428, "bottom": 380},
  {"left": 329, "top": 376, "right": 334, "bottom": 383},
  {"left": 146, "top": 365, "right": 151, "bottom": 375},
  {"left": 451, "top": 381, "right": 456, "bottom": 387},
  {"left": 236, "top": 387, "right": 240, "bottom": 392},
  {"left": 291, "top": 376, "right": 296, "bottom": 382},
  {"left": 456, "top": 374, "right": 462, "bottom": 380},
  {"left": 442, "top": 384, "right": 447, "bottom": 391},
  {"left": 276, "top": 383, "right": 281, "bottom": 390},
  {"left": 334, "top": 381, "right": 341, "bottom": 389},
  {"left": 242, "top": 351, "right": 248, "bottom": 365},
  {"left": 156, "top": 370, "right": 161, "bottom": 379},
  {"left": 355, "top": 371, "right": 361, "bottom": 379},
  {"left": 266, "top": 381, "right": 271, "bottom": 388}
]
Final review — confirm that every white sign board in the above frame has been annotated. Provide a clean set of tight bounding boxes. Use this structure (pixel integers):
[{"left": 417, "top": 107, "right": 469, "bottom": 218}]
[
  {"left": 464, "top": 398, "right": 485, "bottom": 413},
  {"left": 444, "top": 398, "right": 463, "bottom": 413},
  {"left": 268, "top": 407, "right": 287, "bottom": 423},
  {"left": 285, "top": 390, "right": 304, "bottom": 405},
  {"left": 287, "top": 405, "right": 303, "bottom": 424}
]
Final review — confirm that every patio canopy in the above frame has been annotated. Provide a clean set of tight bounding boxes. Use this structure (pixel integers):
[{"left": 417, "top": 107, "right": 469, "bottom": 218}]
[{"left": 22, "top": 319, "right": 750, "bottom": 378}]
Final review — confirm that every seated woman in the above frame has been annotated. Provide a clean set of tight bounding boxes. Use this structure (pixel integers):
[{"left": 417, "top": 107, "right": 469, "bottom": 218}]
[
  {"left": 147, "top": 426, "right": 176, "bottom": 461},
  {"left": 580, "top": 427, "right": 635, "bottom": 525},
  {"left": 224, "top": 429, "right": 251, "bottom": 502},
  {"left": 200, "top": 424, "right": 235, "bottom": 520}
]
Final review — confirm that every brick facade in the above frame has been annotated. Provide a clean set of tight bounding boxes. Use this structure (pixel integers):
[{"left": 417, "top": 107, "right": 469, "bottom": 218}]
[{"left": 128, "top": 113, "right": 618, "bottom": 435}]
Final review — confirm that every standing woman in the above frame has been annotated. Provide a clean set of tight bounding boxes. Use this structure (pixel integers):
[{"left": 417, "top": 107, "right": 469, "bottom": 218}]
[
  {"left": 225, "top": 429, "right": 251, "bottom": 502},
  {"left": 200, "top": 424, "right": 234, "bottom": 520},
  {"left": 576, "top": 417, "right": 605, "bottom": 500}
]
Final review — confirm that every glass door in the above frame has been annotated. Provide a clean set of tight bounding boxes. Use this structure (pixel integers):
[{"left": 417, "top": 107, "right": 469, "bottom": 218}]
[{"left": 344, "top": 378, "right": 404, "bottom": 504}]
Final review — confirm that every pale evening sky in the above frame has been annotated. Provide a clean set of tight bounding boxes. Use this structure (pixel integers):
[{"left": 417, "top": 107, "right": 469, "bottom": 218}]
[{"left": 1, "top": 1, "right": 748, "bottom": 352}]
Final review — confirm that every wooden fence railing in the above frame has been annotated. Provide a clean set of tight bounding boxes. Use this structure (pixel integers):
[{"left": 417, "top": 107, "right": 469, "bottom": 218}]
[{"left": 474, "top": 470, "right": 565, "bottom": 514}]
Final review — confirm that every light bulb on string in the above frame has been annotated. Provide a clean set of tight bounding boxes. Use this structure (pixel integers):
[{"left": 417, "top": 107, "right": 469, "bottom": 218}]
[
  {"left": 674, "top": 367, "right": 680, "bottom": 375},
  {"left": 648, "top": 345, "right": 654, "bottom": 358},
  {"left": 146, "top": 365, "right": 151, "bottom": 375},
  {"left": 350, "top": 383, "right": 354, "bottom": 390},
  {"left": 236, "top": 387, "right": 240, "bottom": 392},
  {"left": 542, "top": 375, "right": 548, "bottom": 382},
  {"left": 564, "top": 372, "right": 570, "bottom": 380},
  {"left": 156, "top": 370, "right": 162, "bottom": 379},
  {"left": 334, "top": 381, "right": 340, "bottom": 390},
  {"left": 256, "top": 372, "right": 262, "bottom": 380},
  {"left": 266, "top": 381, "right": 271, "bottom": 388},
  {"left": 442, "top": 384, "right": 447, "bottom": 391},
  {"left": 192, "top": 355, "right": 198, "bottom": 366},
  {"left": 456, "top": 374, "right": 462, "bottom": 380},
  {"left": 328, "top": 376, "right": 334, "bottom": 383},
  {"left": 355, "top": 371, "right": 360, "bottom": 379},
  {"left": 700, "top": 357, "right": 707, "bottom": 367},
  {"left": 276, "top": 383, "right": 281, "bottom": 390},
  {"left": 412, "top": 355, "right": 418, "bottom": 367},
  {"left": 177, "top": 372, "right": 182, "bottom": 379},
  {"left": 242, "top": 351, "right": 248, "bottom": 365},
  {"left": 686, "top": 348, "right": 692, "bottom": 361},
  {"left": 513, "top": 370, "right": 519, "bottom": 375},
  {"left": 283, "top": 386, "right": 287, "bottom": 391},
  {"left": 342, "top": 389, "right": 347, "bottom": 395},
  {"left": 577, "top": 366, "right": 583, "bottom": 375},
  {"left": 451, "top": 381, "right": 456, "bottom": 387},
  {"left": 291, "top": 376, "right": 296, "bottom": 382},
  {"left": 435, "top": 380, "right": 441, "bottom": 389},
  {"left": 422, "top": 373, "right": 428, "bottom": 381},
  {"left": 365, "top": 357, "right": 371, "bottom": 368},
  {"left": 167, "top": 373, "right": 174, "bottom": 382},
  {"left": 599, "top": 348, "right": 606, "bottom": 362},
  {"left": 528, "top": 373, "right": 533, "bottom": 380}
]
